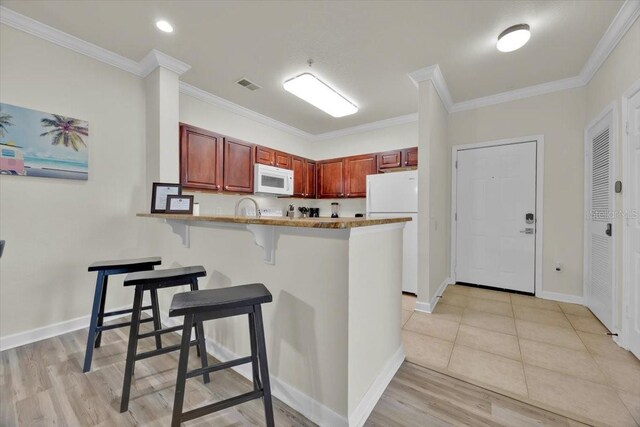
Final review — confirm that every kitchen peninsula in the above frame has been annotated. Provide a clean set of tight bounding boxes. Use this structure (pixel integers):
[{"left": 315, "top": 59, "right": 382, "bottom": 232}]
[{"left": 139, "top": 213, "right": 410, "bottom": 426}]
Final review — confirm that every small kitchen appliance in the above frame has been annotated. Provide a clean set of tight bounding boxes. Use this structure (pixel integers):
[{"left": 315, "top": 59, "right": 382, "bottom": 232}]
[{"left": 331, "top": 202, "right": 339, "bottom": 218}]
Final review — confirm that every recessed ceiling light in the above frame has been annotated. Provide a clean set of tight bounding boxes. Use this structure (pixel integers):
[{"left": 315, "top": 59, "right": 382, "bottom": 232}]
[
  {"left": 155, "top": 20, "right": 174, "bottom": 33},
  {"left": 497, "top": 24, "right": 530, "bottom": 52},
  {"left": 283, "top": 73, "right": 358, "bottom": 118}
]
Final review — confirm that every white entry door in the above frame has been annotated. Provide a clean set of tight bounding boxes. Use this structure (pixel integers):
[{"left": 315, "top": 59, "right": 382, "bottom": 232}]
[
  {"left": 585, "top": 110, "right": 615, "bottom": 332},
  {"left": 626, "top": 87, "right": 640, "bottom": 358},
  {"left": 455, "top": 141, "right": 537, "bottom": 293}
]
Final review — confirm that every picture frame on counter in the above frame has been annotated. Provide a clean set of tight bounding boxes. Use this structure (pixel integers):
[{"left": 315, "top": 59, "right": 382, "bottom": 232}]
[
  {"left": 165, "top": 195, "right": 194, "bottom": 214},
  {"left": 151, "top": 182, "right": 181, "bottom": 213}
]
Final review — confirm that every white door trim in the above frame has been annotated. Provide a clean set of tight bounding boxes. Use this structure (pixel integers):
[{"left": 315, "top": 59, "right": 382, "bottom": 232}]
[
  {"left": 620, "top": 78, "right": 640, "bottom": 350},
  {"left": 583, "top": 102, "right": 617, "bottom": 334},
  {"left": 450, "top": 135, "right": 545, "bottom": 296}
]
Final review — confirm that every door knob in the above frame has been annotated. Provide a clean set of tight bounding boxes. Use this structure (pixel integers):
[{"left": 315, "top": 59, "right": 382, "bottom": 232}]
[{"left": 606, "top": 223, "right": 612, "bottom": 236}]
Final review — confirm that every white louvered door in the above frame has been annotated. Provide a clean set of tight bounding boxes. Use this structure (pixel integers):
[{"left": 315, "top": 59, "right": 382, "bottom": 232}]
[{"left": 585, "top": 111, "right": 614, "bottom": 332}]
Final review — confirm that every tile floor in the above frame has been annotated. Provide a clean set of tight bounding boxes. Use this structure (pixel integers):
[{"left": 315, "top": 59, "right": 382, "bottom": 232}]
[{"left": 402, "top": 285, "right": 640, "bottom": 427}]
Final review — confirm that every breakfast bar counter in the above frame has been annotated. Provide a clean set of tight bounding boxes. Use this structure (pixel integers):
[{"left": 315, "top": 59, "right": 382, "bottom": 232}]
[
  {"left": 137, "top": 213, "right": 411, "bottom": 229},
  {"left": 140, "top": 212, "right": 408, "bottom": 426}
]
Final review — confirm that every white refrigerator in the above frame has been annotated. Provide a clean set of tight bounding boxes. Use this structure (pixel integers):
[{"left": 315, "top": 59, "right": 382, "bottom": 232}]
[{"left": 366, "top": 170, "right": 418, "bottom": 294}]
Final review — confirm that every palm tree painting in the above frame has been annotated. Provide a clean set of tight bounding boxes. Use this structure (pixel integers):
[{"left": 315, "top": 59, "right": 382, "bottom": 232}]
[
  {"left": 0, "top": 102, "right": 89, "bottom": 180},
  {"left": 0, "top": 108, "right": 13, "bottom": 138},
  {"left": 40, "top": 114, "right": 89, "bottom": 152}
]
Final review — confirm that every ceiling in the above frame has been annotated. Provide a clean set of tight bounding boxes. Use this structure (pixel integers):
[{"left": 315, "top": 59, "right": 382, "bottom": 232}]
[{"left": 1, "top": 1, "right": 623, "bottom": 134}]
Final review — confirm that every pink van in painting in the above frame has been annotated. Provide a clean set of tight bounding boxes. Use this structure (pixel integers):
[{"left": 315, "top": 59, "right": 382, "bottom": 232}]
[{"left": 0, "top": 143, "right": 26, "bottom": 176}]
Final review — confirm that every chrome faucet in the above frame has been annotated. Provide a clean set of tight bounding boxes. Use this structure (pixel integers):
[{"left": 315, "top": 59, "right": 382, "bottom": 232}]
[{"left": 235, "top": 197, "right": 261, "bottom": 217}]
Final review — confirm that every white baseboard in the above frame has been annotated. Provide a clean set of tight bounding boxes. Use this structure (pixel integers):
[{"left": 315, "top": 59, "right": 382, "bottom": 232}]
[
  {"left": 161, "top": 314, "right": 348, "bottom": 426},
  {"left": 0, "top": 304, "right": 131, "bottom": 352},
  {"left": 537, "top": 291, "right": 584, "bottom": 305},
  {"left": 348, "top": 345, "right": 405, "bottom": 427},
  {"left": 414, "top": 278, "right": 451, "bottom": 313}
]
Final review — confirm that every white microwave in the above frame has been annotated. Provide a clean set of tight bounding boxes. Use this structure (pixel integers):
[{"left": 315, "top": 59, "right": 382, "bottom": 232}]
[{"left": 254, "top": 164, "right": 293, "bottom": 196}]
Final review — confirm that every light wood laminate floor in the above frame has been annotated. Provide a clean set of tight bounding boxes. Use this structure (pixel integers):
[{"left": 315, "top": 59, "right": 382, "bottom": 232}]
[{"left": 0, "top": 312, "right": 619, "bottom": 426}]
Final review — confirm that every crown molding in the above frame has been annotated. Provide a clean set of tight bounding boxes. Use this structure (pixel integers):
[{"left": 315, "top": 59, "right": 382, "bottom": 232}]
[
  {"left": 408, "top": 64, "right": 454, "bottom": 111},
  {"left": 179, "top": 82, "right": 313, "bottom": 140},
  {"left": 449, "top": 75, "right": 585, "bottom": 113},
  {"left": 0, "top": 5, "right": 142, "bottom": 75},
  {"left": 139, "top": 49, "right": 191, "bottom": 77},
  {"left": 0, "top": 6, "right": 191, "bottom": 78},
  {"left": 579, "top": 0, "right": 640, "bottom": 83}
]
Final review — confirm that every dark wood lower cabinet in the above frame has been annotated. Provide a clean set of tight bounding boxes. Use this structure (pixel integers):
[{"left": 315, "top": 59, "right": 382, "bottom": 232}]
[
  {"left": 317, "top": 159, "right": 345, "bottom": 198},
  {"left": 345, "top": 154, "right": 377, "bottom": 198},
  {"left": 180, "top": 124, "right": 224, "bottom": 191},
  {"left": 223, "top": 138, "right": 255, "bottom": 193}
]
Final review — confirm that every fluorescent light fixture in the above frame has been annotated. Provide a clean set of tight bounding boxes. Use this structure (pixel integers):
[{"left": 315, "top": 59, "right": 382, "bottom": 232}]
[
  {"left": 497, "top": 24, "right": 530, "bottom": 52},
  {"left": 283, "top": 73, "right": 357, "bottom": 117},
  {"left": 156, "top": 20, "right": 174, "bottom": 33}
]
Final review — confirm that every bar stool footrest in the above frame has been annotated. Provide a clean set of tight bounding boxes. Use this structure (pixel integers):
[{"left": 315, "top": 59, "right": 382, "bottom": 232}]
[
  {"left": 96, "top": 317, "right": 153, "bottom": 333},
  {"left": 182, "top": 390, "right": 264, "bottom": 423},
  {"left": 137, "top": 324, "right": 182, "bottom": 339},
  {"left": 103, "top": 305, "right": 153, "bottom": 317},
  {"left": 135, "top": 340, "right": 198, "bottom": 361},
  {"left": 186, "top": 356, "right": 252, "bottom": 380}
]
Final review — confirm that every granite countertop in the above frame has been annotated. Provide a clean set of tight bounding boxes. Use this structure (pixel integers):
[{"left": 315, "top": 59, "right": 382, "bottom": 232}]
[{"left": 137, "top": 213, "right": 411, "bottom": 229}]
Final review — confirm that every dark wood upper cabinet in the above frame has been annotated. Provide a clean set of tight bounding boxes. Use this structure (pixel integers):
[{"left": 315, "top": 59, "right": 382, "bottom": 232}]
[
  {"left": 378, "top": 150, "right": 402, "bottom": 170},
  {"left": 180, "top": 124, "right": 223, "bottom": 190},
  {"left": 223, "top": 138, "right": 255, "bottom": 193},
  {"left": 345, "top": 154, "right": 377, "bottom": 198},
  {"left": 275, "top": 151, "right": 292, "bottom": 169},
  {"left": 255, "top": 145, "right": 275, "bottom": 166},
  {"left": 403, "top": 147, "right": 418, "bottom": 167},
  {"left": 305, "top": 161, "right": 316, "bottom": 198},
  {"left": 317, "top": 158, "right": 345, "bottom": 198},
  {"left": 292, "top": 156, "right": 305, "bottom": 197}
]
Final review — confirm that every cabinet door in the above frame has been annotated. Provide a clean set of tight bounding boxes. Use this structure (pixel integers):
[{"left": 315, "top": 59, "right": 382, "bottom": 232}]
[
  {"left": 305, "top": 160, "right": 316, "bottom": 198},
  {"left": 223, "top": 138, "right": 255, "bottom": 193},
  {"left": 255, "top": 145, "right": 275, "bottom": 165},
  {"left": 378, "top": 150, "right": 402, "bottom": 170},
  {"left": 403, "top": 147, "right": 418, "bottom": 167},
  {"left": 317, "top": 159, "right": 345, "bottom": 198},
  {"left": 180, "top": 124, "right": 223, "bottom": 190},
  {"left": 345, "top": 154, "right": 377, "bottom": 198},
  {"left": 291, "top": 156, "right": 305, "bottom": 197},
  {"left": 275, "top": 151, "right": 292, "bottom": 169}
]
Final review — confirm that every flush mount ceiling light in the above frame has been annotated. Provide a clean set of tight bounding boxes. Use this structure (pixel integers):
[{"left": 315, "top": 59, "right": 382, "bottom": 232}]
[
  {"left": 155, "top": 20, "right": 174, "bottom": 33},
  {"left": 497, "top": 24, "right": 530, "bottom": 52},
  {"left": 283, "top": 73, "right": 358, "bottom": 118}
]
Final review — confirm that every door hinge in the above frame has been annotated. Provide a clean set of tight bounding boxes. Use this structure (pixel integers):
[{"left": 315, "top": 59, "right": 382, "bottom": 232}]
[
  {"left": 455, "top": 160, "right": 458, "bottom": 169},
  {"left": 625, "top": 121, "right": 629, "bottom": 135},
  {"left": 455, "top": 212, "right": 457, "bottom": 221}
]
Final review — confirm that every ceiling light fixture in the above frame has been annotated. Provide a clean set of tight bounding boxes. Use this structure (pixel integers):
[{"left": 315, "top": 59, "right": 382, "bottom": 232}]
[
  {"left": 283, "top": 71, "right": 357, "bottom": 118},
  {"left": 155, "top": 20, "right": 174, "bottom": 33},
  {"left": 497, "top": 24, "right": 530, "bottom": 52}
]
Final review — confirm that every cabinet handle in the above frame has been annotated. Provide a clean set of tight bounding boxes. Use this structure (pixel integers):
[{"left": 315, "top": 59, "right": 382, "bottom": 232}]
[
  {"left": 224, "top": 185, "right": 229, "bottom": 190},
  {"left": 340, "top": 193, "right": 344, "bottom": 197}
]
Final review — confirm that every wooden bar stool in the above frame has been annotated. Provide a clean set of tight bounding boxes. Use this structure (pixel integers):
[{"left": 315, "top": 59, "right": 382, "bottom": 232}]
[
  {"left": 168, "top": 283, "right": 274, "bottom": 427},
  {"left": 83, "top": 257, "right": 162, "bottom": 373},
  {"left": 120, "top": 266, "right": 210, "bottom": 413}
]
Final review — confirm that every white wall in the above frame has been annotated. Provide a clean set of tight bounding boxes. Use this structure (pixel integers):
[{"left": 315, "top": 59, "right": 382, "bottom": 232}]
[
  {"left": 0, "top": 25, "right": 147, "bottom": 337},
  {"left": 585, "top": 18, "right": 640, "bottom": 331}
]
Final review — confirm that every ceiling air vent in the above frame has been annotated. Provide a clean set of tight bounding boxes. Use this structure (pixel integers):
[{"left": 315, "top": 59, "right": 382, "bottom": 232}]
[{"left": 236, "top": 78, "right": 261, "bottom": 91}]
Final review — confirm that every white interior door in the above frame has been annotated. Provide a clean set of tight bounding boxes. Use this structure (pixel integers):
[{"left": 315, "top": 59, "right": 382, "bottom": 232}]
[
  {"left": 455, "top": 142, "right": 537, "bottom": 293},
  {"left": 626, "top": 88, "right": 640, "bottom": 358},
  {"left": 585, "top": 111, "right": 615, "bottom": 332}
]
